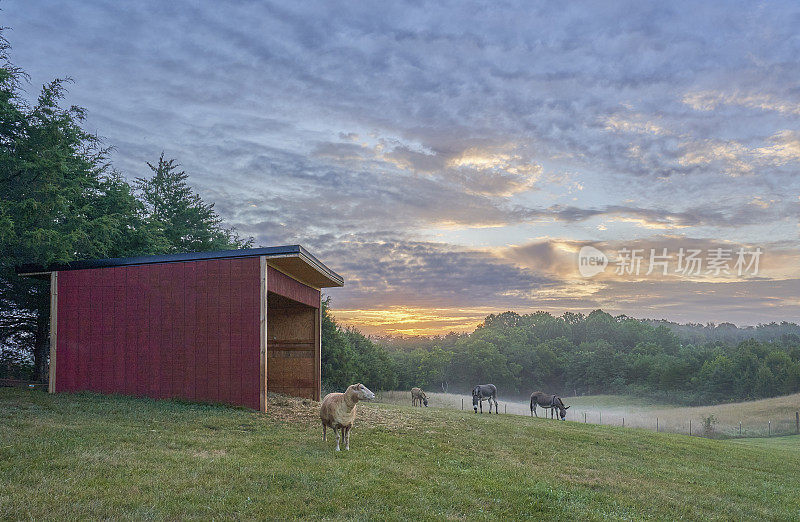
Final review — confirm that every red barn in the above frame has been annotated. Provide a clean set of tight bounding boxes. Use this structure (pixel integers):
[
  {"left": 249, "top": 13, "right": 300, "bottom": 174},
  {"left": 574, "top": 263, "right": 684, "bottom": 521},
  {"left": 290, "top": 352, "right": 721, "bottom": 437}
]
[{"left": 17, "top": 246, "right": 343, "bottom": 411}]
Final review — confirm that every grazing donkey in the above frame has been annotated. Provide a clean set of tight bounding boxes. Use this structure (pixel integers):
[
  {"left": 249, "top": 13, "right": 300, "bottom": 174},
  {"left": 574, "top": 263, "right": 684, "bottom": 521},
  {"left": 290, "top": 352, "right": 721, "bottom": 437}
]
[
  {"left": 411, "top": 387, "right": 428, "bottom": 407},
  {"left": 320, "top": 383, "right": 375, "bottom": 451},
  {"left": 530, "top": 391, "right": 570, "bottom": 420},
  {"left": 472, "top": 384, "right": 499, "bottom": 414}
]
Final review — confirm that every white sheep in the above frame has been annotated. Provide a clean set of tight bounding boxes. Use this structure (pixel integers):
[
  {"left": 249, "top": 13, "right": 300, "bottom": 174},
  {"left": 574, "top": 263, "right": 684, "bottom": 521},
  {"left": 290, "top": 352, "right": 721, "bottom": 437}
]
[{"left": 319, "top": 383, "right": 375, "bottom": 451}]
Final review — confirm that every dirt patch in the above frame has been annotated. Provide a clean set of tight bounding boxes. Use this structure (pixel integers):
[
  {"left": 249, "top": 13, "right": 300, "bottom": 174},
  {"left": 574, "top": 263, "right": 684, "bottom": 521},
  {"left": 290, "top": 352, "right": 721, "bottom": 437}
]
[
  {"left": 265, "top": 393, "right": 320, "bottom": 424},
  {"left": 265, "top": 392, "right": 420, "bottom": 431}
]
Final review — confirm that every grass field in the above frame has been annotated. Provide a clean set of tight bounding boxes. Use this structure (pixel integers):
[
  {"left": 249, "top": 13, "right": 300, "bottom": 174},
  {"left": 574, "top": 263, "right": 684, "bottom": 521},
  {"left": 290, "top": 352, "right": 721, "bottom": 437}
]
[
  {"left": 731, "top": 434, "right": 800, "bottom": 451},
  {"left": 379, "top": 390, "right": 800, "bottom": 437},
  {"left": 2, "top": 388, "right": 799, "bottom": 520}
]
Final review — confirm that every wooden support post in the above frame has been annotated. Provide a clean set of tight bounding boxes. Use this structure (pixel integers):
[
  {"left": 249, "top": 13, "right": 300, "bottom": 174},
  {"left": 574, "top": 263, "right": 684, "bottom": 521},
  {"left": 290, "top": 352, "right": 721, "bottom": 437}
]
[
  {"left": 583, "top": 412, "right": 586, "bottom": 423},
  {"left": 599, "top": 412, "right": 602, "bottom": 424},
  {"left": 504, "top": 404, "right": 507, "bottom": 414},
  {"left": 48, "top": 272, "right": 58, "bottom": 394},
  {"left": 259, "top": 256, "right": 267, "bottom": 412},
  {"left": 656, "top": 417, "right": 659, "bottom": 432},
  {"left": 739, "top": 421, "right": 742, "bottom": 436},
  {"left": 796, "top": 412, "right": 799, "bottom": 434},
  {"left": 461, "top": 398, "right": 463, "bottom": 410},
  {"left": 315, "top": 293, "right": 322, "bottom": 402},
  {"left": 622, "top": 417, "right": 624, "bottom": 427},
  {"left": 689, "top": 419, "right": 692, "bottom": 436}
]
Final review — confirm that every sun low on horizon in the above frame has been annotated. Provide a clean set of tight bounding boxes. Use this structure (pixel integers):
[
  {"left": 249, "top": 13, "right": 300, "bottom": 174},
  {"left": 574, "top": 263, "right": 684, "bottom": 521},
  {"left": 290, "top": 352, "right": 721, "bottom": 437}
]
[{"left": 6, "top": 2, "right": 799, "bottom": 336}]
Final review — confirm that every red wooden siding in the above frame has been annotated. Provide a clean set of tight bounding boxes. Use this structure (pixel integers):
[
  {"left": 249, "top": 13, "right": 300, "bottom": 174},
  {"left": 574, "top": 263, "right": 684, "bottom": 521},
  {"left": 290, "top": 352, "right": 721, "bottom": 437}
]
[
  {"left": 55, "top": 257, "right": 261, "bottom": 409},
  {"left": 268, "top": 267, "right": 320, "bottom": 307}
]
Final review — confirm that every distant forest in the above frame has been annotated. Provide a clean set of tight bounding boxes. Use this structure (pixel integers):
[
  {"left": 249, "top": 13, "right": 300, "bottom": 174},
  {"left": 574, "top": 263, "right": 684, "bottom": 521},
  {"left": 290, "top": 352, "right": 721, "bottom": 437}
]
[{"left": 322, "top": 307, "right": 800, "bottom": 405}]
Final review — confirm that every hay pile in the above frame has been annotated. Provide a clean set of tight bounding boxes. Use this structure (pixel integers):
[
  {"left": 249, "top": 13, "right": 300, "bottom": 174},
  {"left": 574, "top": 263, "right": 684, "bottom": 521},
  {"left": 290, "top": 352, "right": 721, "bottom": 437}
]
[{"left": 265, "top": 392, "right": 420, "bottom": 431}]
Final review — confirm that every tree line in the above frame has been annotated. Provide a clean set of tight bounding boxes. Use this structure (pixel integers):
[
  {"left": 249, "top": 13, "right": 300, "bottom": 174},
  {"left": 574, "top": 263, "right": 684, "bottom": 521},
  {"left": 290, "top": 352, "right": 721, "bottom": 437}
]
[
  {"left": 0, "top": 29, "right": 249, "bottom": 381},
  {"left": 322, "top": 308, "right": 800, "bottom": 405}
]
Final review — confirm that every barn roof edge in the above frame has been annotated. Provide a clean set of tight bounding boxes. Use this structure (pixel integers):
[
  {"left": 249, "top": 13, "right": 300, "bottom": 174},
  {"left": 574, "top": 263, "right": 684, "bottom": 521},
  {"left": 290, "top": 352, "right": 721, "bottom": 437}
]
[{"left": 15, "top": 245, "right": 344, "bottom": 288}]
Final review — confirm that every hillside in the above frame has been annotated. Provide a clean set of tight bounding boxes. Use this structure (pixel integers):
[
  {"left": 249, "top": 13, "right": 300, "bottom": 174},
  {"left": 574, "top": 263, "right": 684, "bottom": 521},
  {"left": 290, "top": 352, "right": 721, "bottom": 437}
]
[{"left": 1, "top": 388, "right": 799, "bottom": 520}]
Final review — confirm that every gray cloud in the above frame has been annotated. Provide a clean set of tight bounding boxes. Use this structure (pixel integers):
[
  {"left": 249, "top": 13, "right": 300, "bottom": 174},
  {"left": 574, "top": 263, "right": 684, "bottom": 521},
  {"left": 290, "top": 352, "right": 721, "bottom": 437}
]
[
  {"left": 4, "top": 1, "right": 799, "bottom": 328},
  {"left": 311, "top": 235, "right": 557, "bottom": 310}
]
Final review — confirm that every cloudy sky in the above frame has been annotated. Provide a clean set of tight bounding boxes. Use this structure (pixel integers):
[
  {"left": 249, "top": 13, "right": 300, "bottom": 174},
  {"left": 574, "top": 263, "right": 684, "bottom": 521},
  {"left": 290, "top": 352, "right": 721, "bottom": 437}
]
[{"left": 5, "top": 1, "right": 799, "bottom": 334}]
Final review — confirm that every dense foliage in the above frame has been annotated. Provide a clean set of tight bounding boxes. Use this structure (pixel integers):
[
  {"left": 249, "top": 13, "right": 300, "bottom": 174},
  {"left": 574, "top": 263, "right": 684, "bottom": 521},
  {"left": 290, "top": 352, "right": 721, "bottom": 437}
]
[
  {"left": 383, "top": 310, "right": 800, "bottom": 404},
  {"left": 320, "top": 297, "right": 397, "bottom": 393},
  {"left": 322, "top": 304, "right": 800, "bottom": 405},
  {"left": 134, "top": 154, "right": 250, "bottom": 253}
]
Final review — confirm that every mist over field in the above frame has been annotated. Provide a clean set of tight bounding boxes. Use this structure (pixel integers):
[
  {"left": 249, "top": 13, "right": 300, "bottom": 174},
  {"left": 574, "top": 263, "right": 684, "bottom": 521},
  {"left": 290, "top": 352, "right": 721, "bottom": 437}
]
[{"left": 379, "top": 391, "right": 800, "bottom": 438}]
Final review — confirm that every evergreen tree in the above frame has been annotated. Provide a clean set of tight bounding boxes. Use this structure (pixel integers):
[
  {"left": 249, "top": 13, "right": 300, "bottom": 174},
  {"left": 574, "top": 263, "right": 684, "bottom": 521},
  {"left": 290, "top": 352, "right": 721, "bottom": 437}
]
[
  {"left": 134, "top": 154, "right": 251, "bottom": 253},
  {"left": 0, "top": 29, "right": 161, "bottom": 379}
]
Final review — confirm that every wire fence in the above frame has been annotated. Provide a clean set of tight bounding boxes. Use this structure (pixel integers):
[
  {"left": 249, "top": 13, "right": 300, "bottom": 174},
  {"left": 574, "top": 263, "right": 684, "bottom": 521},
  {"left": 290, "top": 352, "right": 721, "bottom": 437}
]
[
  {"left": 377, "top": 390, "right": 800, "bottom": 439},
  {"left": 571, "top": 409, "right": 800, "bottom": 438}
]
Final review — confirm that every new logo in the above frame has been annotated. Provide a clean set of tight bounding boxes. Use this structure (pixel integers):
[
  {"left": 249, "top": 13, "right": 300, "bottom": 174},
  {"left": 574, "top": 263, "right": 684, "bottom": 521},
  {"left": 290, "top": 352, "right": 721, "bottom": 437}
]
[{"left": 578, "top": 246, "right": 608, "bottom": 277}]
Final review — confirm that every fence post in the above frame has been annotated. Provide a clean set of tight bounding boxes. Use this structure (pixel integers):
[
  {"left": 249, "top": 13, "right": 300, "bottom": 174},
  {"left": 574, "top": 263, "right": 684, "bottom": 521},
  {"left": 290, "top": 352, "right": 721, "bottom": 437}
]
[
  {"left": 796, "top": 411, "right": 799, "bottom": 434},
  {"left": 622, "top": 417, "right": 624, "bottom": 428},
  {"left": 461, "top": 398, "right": 463, "bottom": 411},
  {"left": 504, "top": 404, "right": 507, "bottom": 414},
  {"left": 768, "top": 420, "right": 771, "bottom": 437},
  {"left": 739, "top": 422, "right": 742, "bottom": 436},
  {"left": 584, "top": 412, "right": 587, "bottom": 423},
  {"left": 599, "top": 412, "right": 602, "bottom": 424},
  {"left": 656, "top": 417, "right": 659, "bottom": 433},
  {"left": 689, "top": 419, "right": 691, "bottom": 436}
]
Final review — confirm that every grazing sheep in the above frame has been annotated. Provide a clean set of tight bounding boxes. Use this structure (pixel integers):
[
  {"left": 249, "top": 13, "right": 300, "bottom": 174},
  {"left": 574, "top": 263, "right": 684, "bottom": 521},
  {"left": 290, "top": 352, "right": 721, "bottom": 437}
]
[
  {"left": 320, "top": 383, "right": 375, "bottom": 451},
  {"left": 411, "top": 387, "right": 429, "bottom": 407}
]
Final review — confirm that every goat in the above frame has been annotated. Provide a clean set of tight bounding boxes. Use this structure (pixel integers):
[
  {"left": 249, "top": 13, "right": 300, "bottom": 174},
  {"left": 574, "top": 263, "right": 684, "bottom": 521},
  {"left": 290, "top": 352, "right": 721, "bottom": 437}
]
[
  {"left": 320, "top": 383, "right": 375, "bottom": 451},
  {"left": 411, "top": 387, "right": 428, "bottom": 407}
]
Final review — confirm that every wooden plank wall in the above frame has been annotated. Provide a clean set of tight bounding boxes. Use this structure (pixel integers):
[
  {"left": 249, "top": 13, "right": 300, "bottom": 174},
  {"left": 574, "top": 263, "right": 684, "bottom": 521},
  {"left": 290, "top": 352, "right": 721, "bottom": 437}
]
[
  {"left": 54, "top": 258, "right": 261, "bottom": 409},
  {"left": 267, "top": 304, "right": 317, "bottom": 400},
  {"left": 265, "top": 265, "right": 322, "bottom": 401}
]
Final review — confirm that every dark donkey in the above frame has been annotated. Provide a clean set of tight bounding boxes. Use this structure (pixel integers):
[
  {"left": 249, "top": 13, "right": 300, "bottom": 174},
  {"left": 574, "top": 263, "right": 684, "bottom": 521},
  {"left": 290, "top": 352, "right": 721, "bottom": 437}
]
[
  {"left": 472, "top": 384, "right": 499, "bottom": 414},
  {"left": 530, "top": 391, "right": 570, "bottom": 420}
]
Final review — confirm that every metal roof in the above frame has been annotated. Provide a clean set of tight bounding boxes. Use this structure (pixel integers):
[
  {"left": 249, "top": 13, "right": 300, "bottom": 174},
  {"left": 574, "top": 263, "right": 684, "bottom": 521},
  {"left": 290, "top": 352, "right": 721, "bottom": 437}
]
[{"left": 16, "top": 244, "right": 344, "bottom": 288}]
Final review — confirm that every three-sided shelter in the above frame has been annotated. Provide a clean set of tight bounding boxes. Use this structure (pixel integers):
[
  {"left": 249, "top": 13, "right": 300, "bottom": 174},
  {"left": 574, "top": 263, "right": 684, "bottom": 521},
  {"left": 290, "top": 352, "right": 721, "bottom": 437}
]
[{"left": 17, "top": 246, "right": 343, "bottom": 411}]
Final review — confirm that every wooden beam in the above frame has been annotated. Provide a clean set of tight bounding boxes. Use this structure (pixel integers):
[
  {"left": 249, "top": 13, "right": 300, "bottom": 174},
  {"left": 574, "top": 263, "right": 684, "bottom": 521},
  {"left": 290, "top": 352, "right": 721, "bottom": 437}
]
[
  {"left": 48, "top": 271, "right": 58, "bottom": 393},
  {"left": 259, "top": 256, "right": 267, "bottom": 412},
  {"left": 266, "top": 261, "right": 321, "bottom": 291},
  {"left": 315, "top": 293, "right": 321, "bottom": 401},
  {"left": 268, "top": 344, "right": 314, "bottom": 352}
]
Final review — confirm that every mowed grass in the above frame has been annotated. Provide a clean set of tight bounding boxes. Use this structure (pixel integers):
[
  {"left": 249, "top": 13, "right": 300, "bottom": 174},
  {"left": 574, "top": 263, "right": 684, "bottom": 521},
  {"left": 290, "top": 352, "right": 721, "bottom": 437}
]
[
  {"left": 1, "top": 388, "right": 799, "bottom": 520},
  {"left": 730, "top": 434, "right": 800, "bottom": 451}
]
